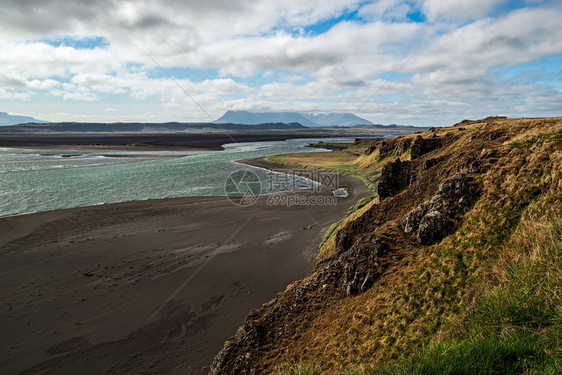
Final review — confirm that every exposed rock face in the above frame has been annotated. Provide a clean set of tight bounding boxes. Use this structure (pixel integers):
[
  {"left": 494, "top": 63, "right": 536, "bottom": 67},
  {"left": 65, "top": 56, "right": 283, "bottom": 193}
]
[
  {"left": 417, "top": 211, "right": 454, "bottom": 245},
  {"left": 395, "top": 139, "right": 411, "bottom": 156},
  {"left": 423, "top": 156, "right": 445, "bottom": 170},
  {"left": 210, "top": 230, "right": 391, "bottom": 374},
  {"left": 410, "top": 136, "right": 425, "bottom": 159},
  {"left": 411, "top": 135, "right": 447, "bottom": 159},
  {"left": 378, "top": 141, "right": 394, "bottom": 159},
  {"left": 485, "top": 131, "right": 506, "bottom": 141},
  {"left": 365, "top": 145, "right": 377, "bottom": 155},
  {"left": 377, "top": 159, "right": 414, "bottom": 199},
  {"left": 401, "top": 175, "right": 481, "bottom": 245},
  {"left": 339, "top": 234, "right": 385, "bottom": 296},
  {"left": 210, "top": 122, "right": 518, "bottom": 374}
]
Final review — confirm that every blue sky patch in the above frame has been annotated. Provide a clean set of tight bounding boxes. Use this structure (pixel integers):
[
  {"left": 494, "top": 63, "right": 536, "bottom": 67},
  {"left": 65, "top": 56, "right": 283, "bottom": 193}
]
[
  {"left": 489, "top": 0, "right": 552, "bottom": 18},
  {"left": 406, "top": 8, "right": 426, "bottom": 23},
  {"left": 493, "top": 55, "right": 562, "bottom": 89},
  {"left": 41, "top": 36, "right": 108, "bottom": 49},
  {"left": 301, "top": 6, "right": 367, "bottom": 36}
]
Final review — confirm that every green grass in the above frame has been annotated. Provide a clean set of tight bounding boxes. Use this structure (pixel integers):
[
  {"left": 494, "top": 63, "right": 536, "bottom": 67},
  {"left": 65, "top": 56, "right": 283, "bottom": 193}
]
[
  {"left": 352, "top": 196, "right": 375, "bottom": 211},
  {"left": 280, "top": 361, "right": 323, "bottom": 375},
  {"left": 320, "top": 218, "right": 345, "bottom": 249},
  {"left": 509, "top": 131, "right": 562, "bottom": 149},
  {"left": 379, "top": 332, "right": 554, "bottom": 375},
  {"left": 379, "top": 211, "right": 562, "bottom": 375},
  {"left": 267, "top": 151, "right": 381, "bottom": 193},
  {"left": 271, "top": 120, "right": 561, "bottom": 374}
]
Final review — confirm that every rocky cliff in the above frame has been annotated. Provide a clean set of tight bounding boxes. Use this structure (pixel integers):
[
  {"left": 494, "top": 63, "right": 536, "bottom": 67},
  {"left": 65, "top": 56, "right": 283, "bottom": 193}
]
[{"left": 211, "top": 117, "right": 562, "bottom": 374}]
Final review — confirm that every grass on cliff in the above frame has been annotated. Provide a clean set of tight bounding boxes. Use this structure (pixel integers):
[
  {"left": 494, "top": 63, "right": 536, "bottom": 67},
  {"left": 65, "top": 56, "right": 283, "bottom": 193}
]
[
  {"left": 267, "top": 141, "right": 388, "bottom": 262},
  {"left": 277, "top": 118, "right": 561, "bottom": 375},
  {"left": 379, "top": 201, "right": 562, "bottom": 375},
  {"left": 270, "top": 138, "right": 412, "bottom": 262},
  {"left": 317, "top": 197, "right": 378, "bottom": 262},
  {"left": 282, "top": 197, "right": 562, "bottom": 375},
  {"left": 266, "top": 146, "right": 381, "bottom": 192}
]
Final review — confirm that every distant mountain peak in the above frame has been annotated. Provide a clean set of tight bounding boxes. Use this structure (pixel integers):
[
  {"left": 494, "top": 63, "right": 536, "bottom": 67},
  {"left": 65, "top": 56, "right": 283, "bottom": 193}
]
[
  {"left": 0, "top": 111, "right": 48, "bottom": 126},
  {"left": 214, "top": 110, "right": 373, "bottom": 127}
]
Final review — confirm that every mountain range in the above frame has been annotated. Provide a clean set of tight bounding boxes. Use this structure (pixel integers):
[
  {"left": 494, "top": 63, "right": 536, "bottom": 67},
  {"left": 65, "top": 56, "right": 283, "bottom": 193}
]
[
  {"left": 0, "top": 122, "right": 307, "bottom": 133},
  {"left": 0, "top": 110, "right": 417, "bottom": 131},
  {"left": 214, "top": 111, "right": 374, "bottom": 127},
  {"left": 0, "top": 111, "right": 48, "bottom": 126}
]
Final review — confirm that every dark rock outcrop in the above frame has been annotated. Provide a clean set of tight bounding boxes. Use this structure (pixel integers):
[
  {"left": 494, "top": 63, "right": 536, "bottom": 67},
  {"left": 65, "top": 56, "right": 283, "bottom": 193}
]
[
  {"left": 395, "top": 139, "right": 411, "bottom": 156},
  {"left": 339, "top": 234, "right": 385, "bottom": 296},
  {"left": 401, "top": 175, "right": 481, "bottom": 245},
  {"left": 485, "top": 131, "right": 506, "bottom": 141},
  {"left": 423, "top": 156, "right": 445, "bottom": 170},
  {"left": 410, "top": 135, "right": 447, "bottom": 159},
  {"left": 378, "top": 141, "right": 394, "bottom": 159},
  {"left": 410, "top": 136, "right": 425, "bottom": 159},
  {"left": 417, "top": 211, "right": 454, "bottom": 245},
  {"left": 377, "top": 159, "right": 414, "bottom": 200}
]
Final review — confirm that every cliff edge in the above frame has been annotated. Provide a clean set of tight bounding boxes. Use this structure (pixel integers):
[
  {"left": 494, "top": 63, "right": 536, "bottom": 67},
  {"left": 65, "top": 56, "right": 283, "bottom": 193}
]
[{"left": 211, "top": 117, "right": 562, "bottom": 374}]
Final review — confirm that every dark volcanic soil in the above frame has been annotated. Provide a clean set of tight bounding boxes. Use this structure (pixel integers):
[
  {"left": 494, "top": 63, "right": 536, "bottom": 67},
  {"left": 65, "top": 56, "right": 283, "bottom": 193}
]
[
  {"left": 0, "top": 132, "right": 342, "bottom": 151},
  {"left": 0, "top": 161, "right": 370, "bottom": 375}
]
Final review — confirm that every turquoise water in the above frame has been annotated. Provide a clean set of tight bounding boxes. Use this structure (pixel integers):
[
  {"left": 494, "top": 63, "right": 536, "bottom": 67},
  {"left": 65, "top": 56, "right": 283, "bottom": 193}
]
[{"left": 0, "top": 137, "right": 384, "bottom": 218}]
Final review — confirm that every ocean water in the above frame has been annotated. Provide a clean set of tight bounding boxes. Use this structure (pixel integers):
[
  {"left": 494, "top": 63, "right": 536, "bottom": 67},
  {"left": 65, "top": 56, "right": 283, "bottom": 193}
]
[{"left": 0, "top": 137, "right": 385, "bottom": 218}]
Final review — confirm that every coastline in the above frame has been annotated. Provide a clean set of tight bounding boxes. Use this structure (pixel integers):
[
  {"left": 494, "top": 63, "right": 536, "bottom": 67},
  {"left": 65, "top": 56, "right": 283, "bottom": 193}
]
[
  {"left": 0, "top": 157, "right": 369, "bottom": 374},
  {"left": 0, "top": 132, "right": 358, "bottom": 152}
]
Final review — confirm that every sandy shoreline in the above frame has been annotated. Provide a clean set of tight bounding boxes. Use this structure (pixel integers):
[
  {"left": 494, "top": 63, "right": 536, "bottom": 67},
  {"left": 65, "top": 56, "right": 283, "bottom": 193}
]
[{"left": 0, "top": 159, "right": 370, "bottom": 374}]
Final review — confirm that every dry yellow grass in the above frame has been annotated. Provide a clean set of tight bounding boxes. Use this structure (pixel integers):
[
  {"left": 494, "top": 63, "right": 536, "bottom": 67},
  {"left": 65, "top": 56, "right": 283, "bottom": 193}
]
[
  {"left": 264, "top": 118, "right": 562, "bottom": 374},
  {"left": 317, "top": 197, "right": 379, "bottom": 262},
  {"left": 267, "top": 141, "right": 383, "bottom": 191}
]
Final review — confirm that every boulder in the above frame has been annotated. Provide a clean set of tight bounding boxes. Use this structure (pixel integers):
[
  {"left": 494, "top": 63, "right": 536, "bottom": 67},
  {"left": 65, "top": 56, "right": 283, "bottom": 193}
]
[
  {"left": 423, "top": 156, "right": 445, "bottom": 170},
  {"left": 402, "top": 203, "right": 426, "bottom": 234},
  {"left": 410, "top": 136, "right": 425, "bottom": 159}
]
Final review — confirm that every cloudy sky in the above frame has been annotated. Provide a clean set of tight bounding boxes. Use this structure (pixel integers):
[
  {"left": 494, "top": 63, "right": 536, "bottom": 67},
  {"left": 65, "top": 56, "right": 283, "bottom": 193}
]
[{"left": 1, "top": 0, "right": 561, "bottom": 126}]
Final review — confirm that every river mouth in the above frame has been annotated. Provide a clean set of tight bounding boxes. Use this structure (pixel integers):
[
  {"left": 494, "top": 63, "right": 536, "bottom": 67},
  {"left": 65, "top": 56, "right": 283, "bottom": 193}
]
[{"left": 0, "top": 137, "right": 386, "bottom": 218}]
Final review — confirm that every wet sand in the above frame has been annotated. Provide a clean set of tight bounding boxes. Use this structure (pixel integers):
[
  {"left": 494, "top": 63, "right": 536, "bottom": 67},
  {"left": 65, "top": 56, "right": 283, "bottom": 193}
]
[{"left": 0, "top": 160, "right": 370, "bottom": 374}]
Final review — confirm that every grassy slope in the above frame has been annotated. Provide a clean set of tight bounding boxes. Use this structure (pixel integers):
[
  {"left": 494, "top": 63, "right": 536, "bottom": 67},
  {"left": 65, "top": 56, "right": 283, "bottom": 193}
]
[
  {"left": 267, "top": 141, "right": 383, "bottom": 192},
  {"left": 268, "top": 140, "right": 397, "bottom": 262},
  {"left": 273, "top": 118, "right": 562, "bottom": 374}
]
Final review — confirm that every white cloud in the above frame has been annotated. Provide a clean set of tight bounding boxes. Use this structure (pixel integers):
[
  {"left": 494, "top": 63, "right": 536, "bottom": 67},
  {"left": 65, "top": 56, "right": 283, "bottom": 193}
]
[
  {"left": 422, "top": 0, "right": 506, "bottom": 21},
  {"left": 0, "top": 1, "right": 560, "bottom": 125},
  {"left": 422, "top": 5, "right": 562, "bottom": 69}
]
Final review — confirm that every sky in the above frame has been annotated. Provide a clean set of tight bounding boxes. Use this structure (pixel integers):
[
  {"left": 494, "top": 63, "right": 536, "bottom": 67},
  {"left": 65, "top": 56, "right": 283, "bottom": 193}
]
[{"left": 0, "top": 0, "right": 561, "bottom": 126}]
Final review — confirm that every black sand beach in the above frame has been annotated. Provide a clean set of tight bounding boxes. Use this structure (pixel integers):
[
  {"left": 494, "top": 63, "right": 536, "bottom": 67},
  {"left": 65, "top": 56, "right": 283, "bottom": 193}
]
[{"left": 0, "top": 158, "right": 370, "bottom": 374}]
